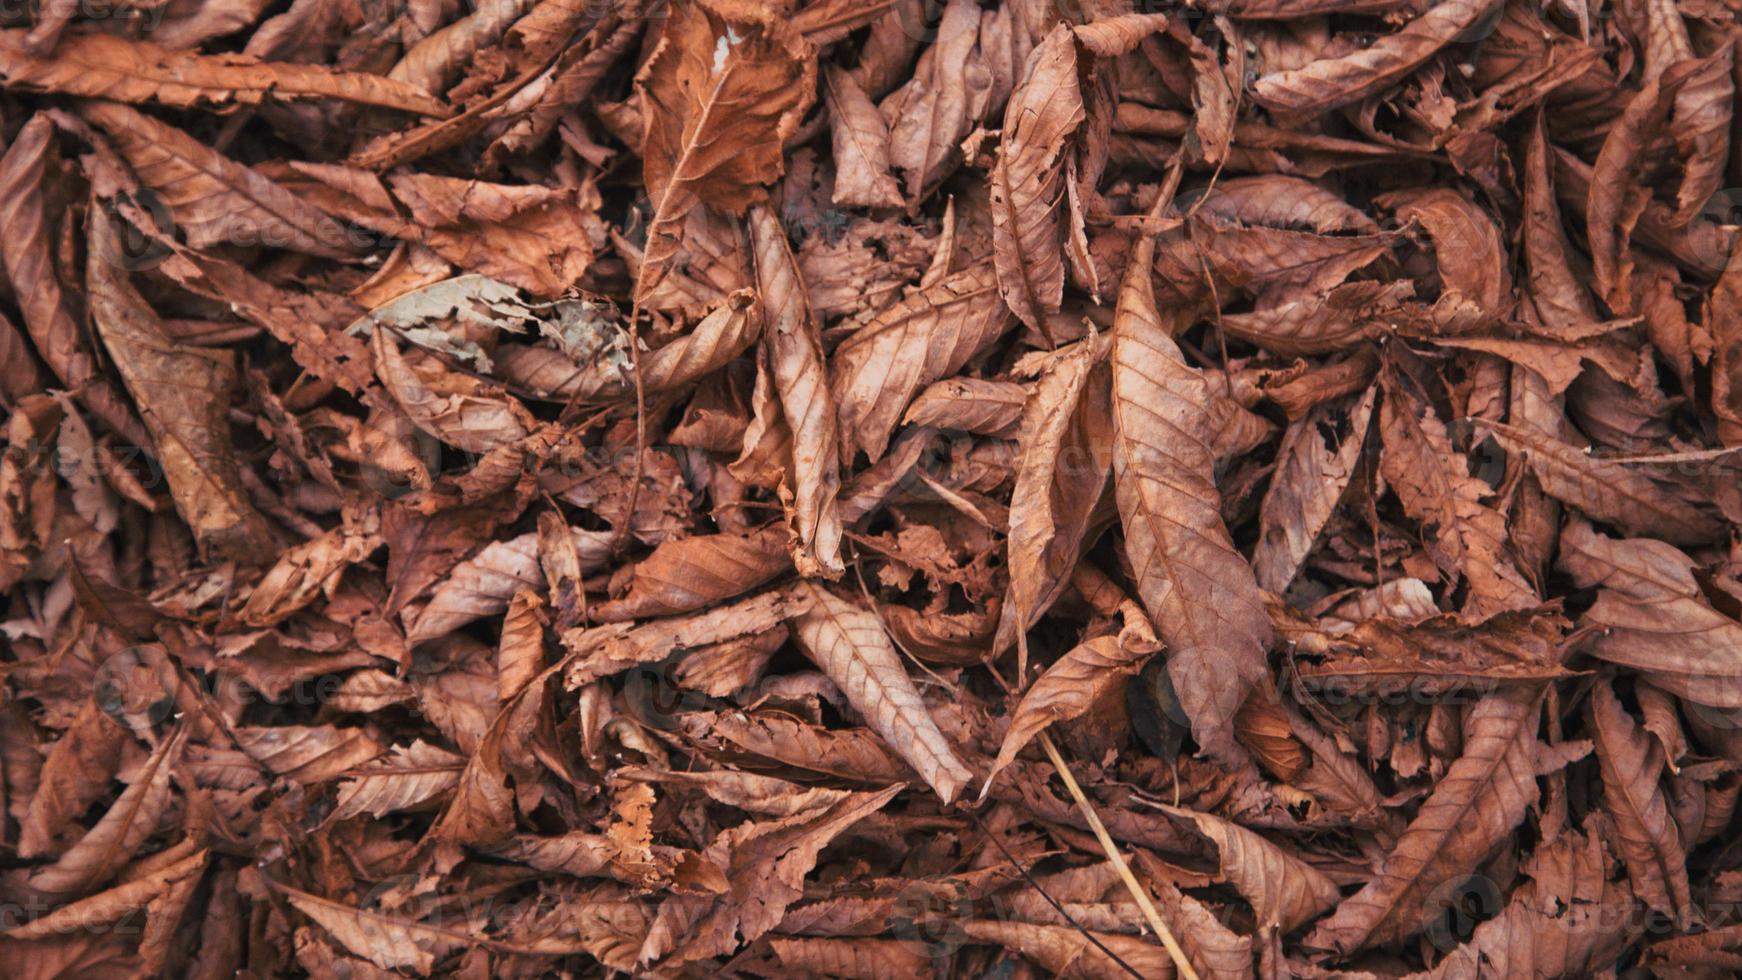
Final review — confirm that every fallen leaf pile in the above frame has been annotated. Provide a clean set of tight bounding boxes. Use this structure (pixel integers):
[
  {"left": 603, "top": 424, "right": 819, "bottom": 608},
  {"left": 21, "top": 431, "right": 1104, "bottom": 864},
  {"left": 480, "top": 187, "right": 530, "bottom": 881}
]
[{"left": 6, "top": 0, "right": 1742, "bottom": 975}]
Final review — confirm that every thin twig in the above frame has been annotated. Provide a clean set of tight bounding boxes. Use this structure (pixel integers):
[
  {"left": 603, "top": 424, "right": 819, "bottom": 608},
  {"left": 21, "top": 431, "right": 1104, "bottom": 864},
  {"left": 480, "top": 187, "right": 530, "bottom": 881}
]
[
  {"left": 969, "top": 810, "right": 1149, "bottom": 980},
  {"left": 1038, "top": 732, "right": 1199, "bottom": 980},
  {"left": 612, "top": 300, "right": 649, "bottom": 558}
]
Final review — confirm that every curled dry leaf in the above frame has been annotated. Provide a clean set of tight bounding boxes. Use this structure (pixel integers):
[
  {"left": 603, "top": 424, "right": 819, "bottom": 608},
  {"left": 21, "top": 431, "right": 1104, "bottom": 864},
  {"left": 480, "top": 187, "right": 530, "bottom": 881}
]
[
  {"left": 961, "top": 919, "right": 1177, "bottom": 979},
  {"left": 564, "top": 584, "right": 814, "bottom": 688},
  {"left": 87, "top": 213, "right": 277, "bottom": 564},
  {"left": 18, "top": 700, "right": 125, "bottom": 860},
  {"left": 1156, "top": 804, "right": 1342, "bottom": 933},
  {"left": 236, "top": 724, "right": 385, "bottom": 783},
  {"left": 83, "top": 102, "right": 359, "bottom": 261},
  {"left": 4, "top": 847, "right": 209, "bottom": 942},
  {"left": 903, "top": 376, "right": 1029, "bottom": 435},
  {"left": 1252, "top": 0, "right": 1505, "bottom": 119},
  {"left": 303, "top": 167, "right": 596, "bottom": 298},
  {"left": 1479, "top": 419, "right": 1721, "bottom": 546},
  {"left": 1218, "top": 280, "right": 1414, "bottom": 357},
  {"left": 1587, "top": 679, "right": 1692, "bottom": 928},
  {"left": 1424, "top": 822, "right": 1636, "bottom": 978},
  {"left": 1112, "top": 231, "right": 1273, "bottom": 765},
  {"left": 824, "top": 66, "right": 904, "bottom": 210},
  {"left": 28, "top": 730, "right": 185, "bottom": 894},
  {"left": 986, "top": 634, "right": 1154, "bottom": 789},
  {"left": 639, "top": 782, "right": 903, "bottom": 966},
  {"left": 410, "top": 528, "right": 612, "bottom": 645},
  {"left": 500, "top": 289, "right": 760, "bottom": 403},
  {"left": 1378, "top": 369, "right": 1537, "bottom": 621},
  {"left": 1192, "top": 175, "right": 1381, "bottom": 235},
  {"left": 591, "top": 523, "right": 790, "bottom": 622},
  {"left": 997, "top": 334, "right": 1112, "bottom": 661},
  {"left": 267, "top": 876, "right": 573, "bottom": 971},
  {"left": 990, "top": 24, "right": 1084, "bottom": 334},
  {"left": 881, "top": 0, "right": 995, "bottom": 203},
  {"left": 1145, "top": 867, "right": 1254, "bottom": 979},
  {"left": 330, "top": 739, "right": 466, "bottom": 822},
  {"left": 1253, "top": 384, "right": 1376, "bottom": 593},
  {"left": 372, "top": 327, "right": 533, "bottom": 455},
  {"left": 237, "top": 522, "right": 381, "bottom": 627},
  {"left": 761, "top": 936, "right": 935, "bottom": 978},
  {"left": 1710, "top": 245, "right": 1742, "bottom": 447},
  {"left": 748, "top": 205, "right": 844, "bottom": 578},
  {"left": 0, "top": 166, "right": 147, "bottom": 450}
]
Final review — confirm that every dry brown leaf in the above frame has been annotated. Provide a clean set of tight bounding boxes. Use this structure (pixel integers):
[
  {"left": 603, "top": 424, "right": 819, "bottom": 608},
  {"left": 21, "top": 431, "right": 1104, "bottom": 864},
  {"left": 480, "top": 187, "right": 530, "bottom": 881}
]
[
  {"left": 238, "top": 522, "right": 380, "bottom": 627},
  {"left": 824, "top": 66, "right": 904, "bottom": 209},
  {"left": 1072, "top": 13, "right": 1171, "bottom": 59},
  {"left": 639, "top": 783, "right": 902, "bottom": 965},
  {"left": 409, "top": 528, "right": 611, "bottom": 644},
  {"left": 1192, "top": 175, "right": 1380, "bottom": 235},
  {"left": 330, "top": 740, "right": 465, "bottom": 822},
  {"left": 28, "top": 731, "right": 184, "bottom": 894},
  {"left": 564, "top": 585, "right": 814, "bottom": 688},
  {"left": 748, "top": 205, "right": 844, "bottom": 578},
  {"left": 500, "top": 289, "right": 759, "bottom": 403},
  {"left": 1666, "top": 45, "right": 1734, "bottom": 228},
  {"left": 635, "top": 0, "right": 815, "bottom": 304},
  {"left": 87, "top": 212, "right": 277, "bottom": 564},
  {"left": 18, "top": 700, "right": 124, "bottom": 860},
  {"left": 81, "top": 102, "right": 358, "bottom": 260},
  {"left": 373, "top": 328, "right": 533, "bottom": 455},
  {"left": 1252, "top": 0, "right": 1505, "bottom": 119},
  {"left": 1157, "top": 804, "right": 1342, "bottom": 933},
  {"left": 881, "top": 0, "right": 995, "bottom": 203},
  {"left": 986, "top": 635, "right": 1155, "bottom": 788},
  {"left": 592, "top": 523, "right": 790, "bottom": 622},
  {"left": 0, "top": 115, "right": 148, "bottom": 447},
  {"left": 1306, "top": 687, "right": 1544, "bottom": 956},
  {"left": 272, "top": 879, "right": 502, "bottom": 972},
  {"left": 1587, "top": 76, "right": 1680, "bottom": 313},
  {"left": 0, "top": 30, "right": 451, "bottom": 114},
  {"left": 1480, "top": 419, "right": 1721, "bottom": 546},
  {"left": 1112, "top": 230, "right": 1273, "bottom": 764},
  {"left": 1559, "top": 518, "right": 1742, "bottom": 709},
  {"left": 763, "top": 936, "right": 935, "bottom": 979},
  {"left": 302, "top": 167, "right": 596, "bottom": 298},
  {"left": 1712, "top": 241, "right": 1742, "bottom": 446},
  {"left": 990, "top": 24, "right": 1084, "bottom": 334},
  {"left": 997, "top": 334, "right": 1112, "bottom": 660},
  {"left": 236, "top": 725, "right": 383, "bottom": 784},
  {"left": 1424, "top": 822, "right": 1636, "bottom": 979},
  {"left": 831, "top": 261, "right": 1012, "bottom": 463},
  {"left": 1219, "top": 282, "right": 1412, "bottom": 358},
  {"left": 1378, "top": 370, "right": 1536, "bottom": 621},
  {"left": 5, "top": 848, "right": 208, "bottom": 941},
  {"left": 960, "top": 919, "right": 1177, "bottom": 979},
  {"left": 789, "top": 583, "right": 974, "bottom": 803},
  {"left": 1587, "top": 679, "right": 1692, "bottom": 927},
  {"left": 1253, "top": 384, "right": 1376, "bottom": 593},
  {"left": 903, "top": 376, "right": 1029, "bottom": 435}
]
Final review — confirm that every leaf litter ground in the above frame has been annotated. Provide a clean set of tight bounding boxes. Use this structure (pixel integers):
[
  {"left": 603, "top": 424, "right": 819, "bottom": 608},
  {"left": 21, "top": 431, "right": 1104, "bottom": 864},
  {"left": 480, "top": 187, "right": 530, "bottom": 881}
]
[{"left": 1, "top": 0, "right": 1742, "bottom": 976}]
